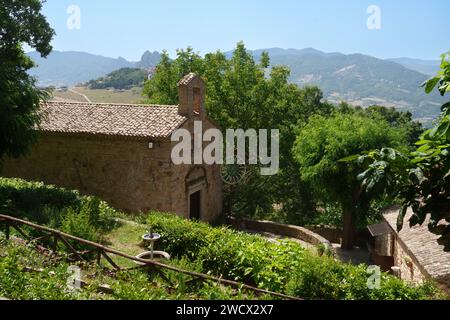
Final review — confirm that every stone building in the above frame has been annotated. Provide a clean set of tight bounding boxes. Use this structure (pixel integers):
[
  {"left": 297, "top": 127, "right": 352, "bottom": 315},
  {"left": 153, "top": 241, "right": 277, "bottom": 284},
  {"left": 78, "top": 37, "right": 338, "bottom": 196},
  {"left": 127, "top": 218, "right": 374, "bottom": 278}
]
[
  {"left": 1, "top": 73, "right": 223, "bottom": 222},
  {"left": 368, "top": 207, "right": 450, "bottom": 292}
]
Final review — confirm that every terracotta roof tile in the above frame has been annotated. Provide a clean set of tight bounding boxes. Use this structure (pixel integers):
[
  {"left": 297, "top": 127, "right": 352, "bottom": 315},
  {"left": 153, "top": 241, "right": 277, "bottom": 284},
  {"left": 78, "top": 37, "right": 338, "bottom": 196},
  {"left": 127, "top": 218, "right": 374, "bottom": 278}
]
[
  {"left": 178, "top": 73, "right": 198, "bottom": 86},
  {"left": 39, "top": 101, "right": 188, "bottom": 139}
]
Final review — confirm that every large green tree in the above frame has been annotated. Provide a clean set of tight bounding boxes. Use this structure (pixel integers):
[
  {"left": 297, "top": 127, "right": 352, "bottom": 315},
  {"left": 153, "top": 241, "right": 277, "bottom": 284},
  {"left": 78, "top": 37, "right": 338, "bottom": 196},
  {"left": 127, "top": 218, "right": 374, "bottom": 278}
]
[
  {"left": 143, "top": 42, "right": 331, "bottom": 220},
  {"left": 293, "top": 112, "right": 408, "bottom": 249},
  {"left": 363, "top": 105, "right": 423, "bottom": 145},
  {"left": 334, "top": 103, "right": 423, "bottom": 147},
  {"left": 0, "top": 0, "right": 54, "bottom": 161}
]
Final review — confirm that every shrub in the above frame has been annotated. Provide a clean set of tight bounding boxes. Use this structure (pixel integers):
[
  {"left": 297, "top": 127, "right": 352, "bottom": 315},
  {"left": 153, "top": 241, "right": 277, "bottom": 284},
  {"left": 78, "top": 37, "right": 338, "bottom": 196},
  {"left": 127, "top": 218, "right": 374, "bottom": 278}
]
[
  {"left": 0, "top": 240, "right": 257, "bottom": 300},
  {"left": 285, "top": 254, "right": 369, "bottom": 299},
  {"left": 0, "top": 178, "right": 116, "bottom": 234},
  {"left": 146, "top": 212, "right": 444, "bottom": 300},
  {"left": 107, "top": 271, "right": 172, "bottom": 300},
  {"left": 0, "top": 242, "right": 90, "bottom": 300},
  {"left": 0, "top": 178, "right": 118, "bottom": 253},
  {"left": 147, "top": 213, "right": 214, "bottom": 259},
  {"left": 60, "top": 206, "right": 101, "bottom": 246},
  {"left": 0, "top": 178, "right": 80, "bottom": 224}
]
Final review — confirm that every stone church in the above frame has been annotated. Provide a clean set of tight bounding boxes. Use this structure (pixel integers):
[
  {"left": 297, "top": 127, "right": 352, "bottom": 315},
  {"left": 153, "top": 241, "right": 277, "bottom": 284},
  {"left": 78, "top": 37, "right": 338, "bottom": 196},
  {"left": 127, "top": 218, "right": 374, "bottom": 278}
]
[{"left": 1, "top": 73, "right": 223, "bottom": 222}]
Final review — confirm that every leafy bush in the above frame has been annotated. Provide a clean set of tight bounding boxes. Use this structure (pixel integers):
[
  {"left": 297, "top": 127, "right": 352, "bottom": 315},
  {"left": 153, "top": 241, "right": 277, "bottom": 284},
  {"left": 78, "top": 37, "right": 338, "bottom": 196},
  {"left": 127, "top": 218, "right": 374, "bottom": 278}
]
[
  {"left": 0, "top": 178, "right": 116, "bottom": 252},
  {"left": 0, "top": 242, "right": 91, "bottom": 300},
  {"left": 286, "top": 254, "right": 443, "bottom": 300},
  {"left": 147, "top": 213, "right": 214, "bottom": 259},
  {"left": 0, "top": 240, "right": 259, "bottom": 300},
  {"left": 0, "top": 178, "right": 80, "bottom": 222},
  {"left": 60, "top": 206, "right": 101, "bottom": 246}
]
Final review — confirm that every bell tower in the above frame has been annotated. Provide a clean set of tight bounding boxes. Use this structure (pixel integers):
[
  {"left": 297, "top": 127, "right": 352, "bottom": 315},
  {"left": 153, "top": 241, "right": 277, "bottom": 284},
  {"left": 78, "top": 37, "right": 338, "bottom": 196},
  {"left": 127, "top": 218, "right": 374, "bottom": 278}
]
[{"left": 178, "top": 73, "right": 206, "bottom": 117}]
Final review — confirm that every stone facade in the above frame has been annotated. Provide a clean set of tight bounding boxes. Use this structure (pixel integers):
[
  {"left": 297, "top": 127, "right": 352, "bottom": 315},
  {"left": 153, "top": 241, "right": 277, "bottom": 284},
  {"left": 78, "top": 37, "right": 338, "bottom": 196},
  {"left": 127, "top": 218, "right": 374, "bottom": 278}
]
[
  {"left": 391, "top": 235, "right": 426, "bottom": 284},
  {"left": 1, "top": 74, "right": 223, "bottom": 223}
]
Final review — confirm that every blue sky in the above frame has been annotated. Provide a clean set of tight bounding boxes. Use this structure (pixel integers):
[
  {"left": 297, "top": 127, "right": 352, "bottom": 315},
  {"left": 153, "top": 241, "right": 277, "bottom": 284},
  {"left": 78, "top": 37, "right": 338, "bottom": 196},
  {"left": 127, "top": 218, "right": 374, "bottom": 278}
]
[{"left": 40, "top": 0, "right": 449, "bottom": 61}]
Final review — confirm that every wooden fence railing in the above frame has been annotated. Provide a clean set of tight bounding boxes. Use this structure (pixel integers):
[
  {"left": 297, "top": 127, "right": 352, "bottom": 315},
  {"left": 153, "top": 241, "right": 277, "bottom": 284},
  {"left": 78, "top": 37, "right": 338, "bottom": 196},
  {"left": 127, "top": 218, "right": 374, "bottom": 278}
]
[{"left": 0, "top": 214, "right": 301, "bottom": 300}]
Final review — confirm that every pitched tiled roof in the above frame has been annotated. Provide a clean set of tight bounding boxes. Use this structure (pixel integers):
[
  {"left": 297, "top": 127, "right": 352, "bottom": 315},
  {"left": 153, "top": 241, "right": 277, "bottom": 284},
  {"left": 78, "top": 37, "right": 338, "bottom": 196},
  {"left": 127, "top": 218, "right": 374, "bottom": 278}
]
[
  {"left": 38, "top": 101, "right": 188, "bottom": 139},
  {"left": 384, "top": 208, "right": 450, "bottom": 280}
]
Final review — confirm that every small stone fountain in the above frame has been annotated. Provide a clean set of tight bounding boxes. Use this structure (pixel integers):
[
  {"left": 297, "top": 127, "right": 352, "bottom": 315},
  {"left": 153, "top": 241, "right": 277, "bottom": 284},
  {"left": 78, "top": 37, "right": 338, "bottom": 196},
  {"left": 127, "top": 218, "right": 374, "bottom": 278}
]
[{"left": 135, "top": 227, "right": 170, "bottom": 265}]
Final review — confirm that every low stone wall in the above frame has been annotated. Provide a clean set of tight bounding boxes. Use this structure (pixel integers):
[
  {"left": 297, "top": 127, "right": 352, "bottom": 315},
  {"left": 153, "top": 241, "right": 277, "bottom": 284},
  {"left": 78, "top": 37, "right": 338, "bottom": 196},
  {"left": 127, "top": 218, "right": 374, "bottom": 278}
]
[
  {"left": 227, "top": 217, "right": 332, "bottom": 248},
  {"left": 305, "top": 225, "right": 343, "bottom": 244},
  {"left": 305, "top": 225, "right": 370, "bottom": 247}
]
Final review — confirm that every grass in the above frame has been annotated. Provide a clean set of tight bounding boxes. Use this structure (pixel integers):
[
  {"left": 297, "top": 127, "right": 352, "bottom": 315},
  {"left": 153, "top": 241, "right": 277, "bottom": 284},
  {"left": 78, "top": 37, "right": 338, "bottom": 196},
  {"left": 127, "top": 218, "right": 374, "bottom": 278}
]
[{"left": 103, "top": 220, "right": 147, "bottom": 268}]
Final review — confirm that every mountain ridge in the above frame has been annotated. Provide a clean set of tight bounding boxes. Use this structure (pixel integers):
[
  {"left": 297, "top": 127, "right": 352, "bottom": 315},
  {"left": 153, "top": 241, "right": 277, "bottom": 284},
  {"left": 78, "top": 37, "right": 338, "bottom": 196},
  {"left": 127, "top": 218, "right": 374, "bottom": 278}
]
[
  {"left": 245, "top": 49, "right": 444, "bottom": 121},
  {"left": 387, "top": 57, "right": 441, "bottom": 75},
  {"left": 27, "top": 50, "right": 161, "bottom": 87},
  {"left": 27, "top": 48, "right": 445, "bottom": 122}
]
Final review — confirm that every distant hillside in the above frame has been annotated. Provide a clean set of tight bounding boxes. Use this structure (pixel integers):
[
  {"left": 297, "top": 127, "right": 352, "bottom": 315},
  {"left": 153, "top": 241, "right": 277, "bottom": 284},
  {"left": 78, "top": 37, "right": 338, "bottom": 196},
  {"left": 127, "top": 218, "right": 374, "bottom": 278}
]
[
  {"left": 27, "top": 50, "right": 161, "bottom": 87},
  {"left": 388, "top": 58, "right": 441, "bottom": 76},
  {"left": 27, "top": 51, "right": 134, "bottom": 87},
  {"left": 241, "top": 48, "right": 444, "bottom": 121},
  {"left": 86, "top": 68, "right": 148, "bottom": 90},
  {"left": 30, "top": 48, "right": 445, "bottom": 122}
]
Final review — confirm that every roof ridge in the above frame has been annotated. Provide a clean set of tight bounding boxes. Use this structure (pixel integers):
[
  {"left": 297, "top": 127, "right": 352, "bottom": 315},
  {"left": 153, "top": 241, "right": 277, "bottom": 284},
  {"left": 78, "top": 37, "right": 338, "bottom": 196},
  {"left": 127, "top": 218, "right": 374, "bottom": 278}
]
[{"left": 46, "top": 100, "right": 179, "bottom": 109}]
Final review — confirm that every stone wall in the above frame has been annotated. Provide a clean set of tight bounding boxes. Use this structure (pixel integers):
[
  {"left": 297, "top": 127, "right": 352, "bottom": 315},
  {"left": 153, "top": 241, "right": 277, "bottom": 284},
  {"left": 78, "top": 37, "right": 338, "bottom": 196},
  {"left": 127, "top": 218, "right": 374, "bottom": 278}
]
[
  {"left": 2, "top": 134, "right": 153, "bottom": 212},
  {"left": 305, "top": 225, "right": 343, "bottom": 244},
  {"left": 228, "top": 217, "right": 332, "bottom": 248},
  {"left": 1, "top": 129, "right": 223, "bottom": 222},
  {"left": 305, "top": 225, "right": 369, "bottom": 246},
  {"left": 392, "top": 237, "right": 426, "bottom": 284}
]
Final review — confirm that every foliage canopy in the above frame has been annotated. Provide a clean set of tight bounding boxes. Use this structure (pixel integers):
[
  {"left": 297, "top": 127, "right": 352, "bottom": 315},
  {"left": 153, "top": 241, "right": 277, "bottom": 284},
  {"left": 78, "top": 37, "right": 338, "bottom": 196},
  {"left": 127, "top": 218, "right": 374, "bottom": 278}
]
[
  {"left": 293, "top": 112, "right": 408, "bottom": 248},
  {"left": 351, "top": 53, "right": 450, "bottom": 251},
  {"left": 0, "top": 0, "right": 54, "bottom": 160}
]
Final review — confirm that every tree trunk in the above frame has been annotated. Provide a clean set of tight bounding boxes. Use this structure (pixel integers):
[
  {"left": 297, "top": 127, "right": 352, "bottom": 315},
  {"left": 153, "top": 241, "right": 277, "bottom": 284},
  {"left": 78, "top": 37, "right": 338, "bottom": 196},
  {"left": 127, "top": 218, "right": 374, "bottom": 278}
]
[{"left": 341, "top": 205, "right": 356, "bottom": 250}]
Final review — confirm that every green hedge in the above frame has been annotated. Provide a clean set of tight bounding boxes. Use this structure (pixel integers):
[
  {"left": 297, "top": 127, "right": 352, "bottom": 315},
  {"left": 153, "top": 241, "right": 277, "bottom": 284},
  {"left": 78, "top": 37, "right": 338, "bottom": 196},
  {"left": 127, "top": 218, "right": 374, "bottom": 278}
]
[
  {"left": 147, "top": 212, "right": 444, "bottom": 300},
  {"left": 0, "top": 178, "right": 115, "bottom": 246}
]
